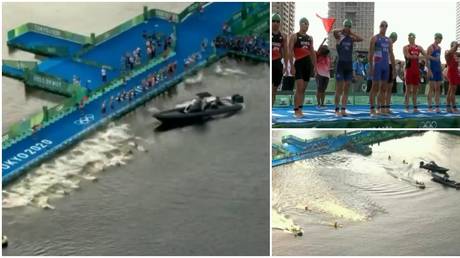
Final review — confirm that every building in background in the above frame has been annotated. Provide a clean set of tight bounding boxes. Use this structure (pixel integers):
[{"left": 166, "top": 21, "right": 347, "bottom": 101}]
[
  {"left": 328, "top": 2, "right": 374, "bottom": 53},
  {"left": 457, "top": 2, "right": 460, "bottom": 42},
  {"left": 272, "top": 2, "right": 295, "bottom": 35}
]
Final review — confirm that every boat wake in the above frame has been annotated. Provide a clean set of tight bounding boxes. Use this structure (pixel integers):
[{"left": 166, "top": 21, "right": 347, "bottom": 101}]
[
  {"left": 184, "top": 71, "right": 203, "bottom": 85},
  {"left": 214, "top": 63, "right": 247, "bottom": 76},
  {"left": 2, "top": 123, "right": 147, "bottom": 209},
  {"left": 272, "top": 160, "right": 380, "bottom": 233},
  {"left": 272, "top": 208, "right": 302, "bottom": 234}
]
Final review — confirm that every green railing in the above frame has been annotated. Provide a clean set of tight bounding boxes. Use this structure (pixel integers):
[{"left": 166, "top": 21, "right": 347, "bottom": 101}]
[
  {"left": 227, "top": 50, "right": 268, "bottom": 62},
  {"left": 2, "top": 59, "right": 38, "bottom": 70},
  {"left": 178, "top": 2, "right": 204, "bottom": 21},
  {"left": 6, "top": 23, "right": 29, "bottom": 41},
  {"left": 94, "top": 13, "right": 145, "bottom": 45},
  {"left": 74, "top": 6, "right": 179, "bottom": 58},
  {"left": 229, "top": 2, "right": 269, "bottom": 36},
  {"left": 28, "top": 23, "right": 91, "bottom": 44},
  {"left": 7, "top": 23, "right": 91, "bottom": 45},
  {"left": 23, "top": 70, "right": 74, "bottom": 96},
  {"left": 150, "top": 8, "right": 179, "bottom": 22}
]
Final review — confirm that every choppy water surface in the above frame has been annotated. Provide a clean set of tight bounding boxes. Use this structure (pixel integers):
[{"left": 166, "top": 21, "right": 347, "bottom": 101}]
[{"left": 273, "top": 131, "right": 460, "bottom": 256}]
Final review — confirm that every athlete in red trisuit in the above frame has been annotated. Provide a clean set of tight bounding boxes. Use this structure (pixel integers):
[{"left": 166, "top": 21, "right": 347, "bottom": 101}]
[
  {"left": 403, "top": 33, "right": 427, "bottom": 113},
  {"left": 445, "top": 41, "right": 460, "bottom": 113}
]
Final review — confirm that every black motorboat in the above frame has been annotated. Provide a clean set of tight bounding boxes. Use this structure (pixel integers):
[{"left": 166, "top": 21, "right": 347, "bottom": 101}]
[
  {"left": 419, "top": 161, "right": 449, "bottom": 174},
  {"left": 153, "top": 92, "right": 244, "bottom": 124},
  {"left": 431, "top": 172, "right": 460, "bottom": 189}
]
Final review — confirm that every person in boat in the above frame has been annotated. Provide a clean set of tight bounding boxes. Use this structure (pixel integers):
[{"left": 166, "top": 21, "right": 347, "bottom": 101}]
[
  {"left": 209, "top": 97, "right": 222, "bottom": 109},
  {"left": 187, "top": 98, "right": 203, "bottom": 113}
]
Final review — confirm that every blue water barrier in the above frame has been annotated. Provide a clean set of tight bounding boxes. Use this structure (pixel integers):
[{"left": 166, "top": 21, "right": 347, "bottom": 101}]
[{"left": 272, "top": 131, "right": 420, "bottom": 167}]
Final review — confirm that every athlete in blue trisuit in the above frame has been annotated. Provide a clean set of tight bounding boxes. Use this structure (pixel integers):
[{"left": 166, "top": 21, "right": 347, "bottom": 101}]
[
  {"left": 426, "top": 33, "right": 443, "bottom": 113},
  {"left": 368, "top": 21, "right": 396, "bottom": 116},
  {"left": 332, "top": 19, "right": 363, "bottom": 116}
]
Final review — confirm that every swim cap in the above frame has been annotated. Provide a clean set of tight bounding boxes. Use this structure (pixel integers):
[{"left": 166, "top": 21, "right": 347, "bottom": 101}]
[
  {"left": 272, "top": 13, "right": 281, "bottom": 22},
  {"left": 343, "top": 19, "right": 352, "bottom": 28},
  {"left": 435, "top": 33, "right": 443, "bottom": 39},
  {"left": 299, "top": 17, "right": 309, "bottom": 25},
  {"left": 389, "top": 32, "right": 397, "bottom": 41},
  {"left": 408, "top": 33, "right": 416, "bottom": 38}
]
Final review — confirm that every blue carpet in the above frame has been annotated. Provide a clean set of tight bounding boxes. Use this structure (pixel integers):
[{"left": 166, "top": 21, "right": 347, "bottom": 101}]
[
  {"left": 273, "top": 105, "right": 460, "bottom": 127},
  {"left": 8, "top": 31, "right": 84, "bottom": 55}
]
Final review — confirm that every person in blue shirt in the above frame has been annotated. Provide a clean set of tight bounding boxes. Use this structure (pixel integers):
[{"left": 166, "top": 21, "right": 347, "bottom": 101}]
[
  {"left": 353, "top": 55, "right": 366, "bottom": 93},
  {"left": 365, "top": 62, "right": 373, "bottom": 93}
]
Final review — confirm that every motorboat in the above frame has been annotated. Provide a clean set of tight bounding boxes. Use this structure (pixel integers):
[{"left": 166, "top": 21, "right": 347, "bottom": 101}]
[
  {"left": 431, "top": 172, "right": 460, "bottom": 189},
  {"left": 153, "top": 92, "right": 244, "bottom": 124},
  {"left": 419, "top": 161, "right": 449, "bottom": 174}
]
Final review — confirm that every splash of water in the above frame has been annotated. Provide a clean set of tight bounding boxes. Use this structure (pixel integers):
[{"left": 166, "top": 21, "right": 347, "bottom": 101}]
[
  {"left": 2, "top": 122, "right": 146, "bottom": 209},
  {"left": 214, "top": 63, "right": 247, "bottom": 76},
  {"left": 184, "top": 71, "right": 203, "bottom": 84},
  {"left": 273, "top": 161, "right": 369, "bottom": 227},
  {"left": 272, "top": 208, "right": 302, "bottom": 234}
]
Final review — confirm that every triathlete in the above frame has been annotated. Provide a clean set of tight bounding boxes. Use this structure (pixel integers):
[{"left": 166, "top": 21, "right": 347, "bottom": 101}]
[
  {"left": 382, "top": 32, "right": 398, "bottom": 114},
  {"left": 332, "top": 19, "right": 363, "bottom": 116},
  {"left": 403, "top": 33, "right": 427, "bottom": 113},
  {"left": 445, "top": 41, "right": 460, "bottom": 113},
  {"left": 368, "top": 21, "right": 396, "bottom": 116},
  {"left": 289, "top": 17, "right": 317, "bottom": 118},
  {"left": 272, "top": 13, "right": 288, "bottom": 105},
  {"left": 426, "top": 33, "right": 443, "bottom": 113}
]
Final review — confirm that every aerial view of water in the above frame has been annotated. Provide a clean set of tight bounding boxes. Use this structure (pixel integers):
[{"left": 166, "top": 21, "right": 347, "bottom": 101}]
[{"left": 273, "top": 131, "right": 460, "bottom": 256}]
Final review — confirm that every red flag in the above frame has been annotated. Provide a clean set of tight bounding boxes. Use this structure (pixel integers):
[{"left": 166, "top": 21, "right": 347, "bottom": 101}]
[{"left": 316, "top": 14, "right": 336, "bottom": 33}]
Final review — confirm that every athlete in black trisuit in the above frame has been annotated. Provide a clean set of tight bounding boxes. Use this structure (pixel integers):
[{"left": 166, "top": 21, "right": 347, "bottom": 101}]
[
  {"left": 289, "top": 17, "right": 316, "bottom": 118},
  {"left": 272, "top": 13, "right": 288, "bottom": 105}
]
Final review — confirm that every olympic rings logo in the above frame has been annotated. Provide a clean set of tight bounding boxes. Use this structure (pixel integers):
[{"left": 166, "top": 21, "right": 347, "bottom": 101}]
[
  {"left": 74, "top": 114, "right": 95, "bottom": 126},
  {"left": 420, "top": 120, "right": 438, "bottom": 128}
]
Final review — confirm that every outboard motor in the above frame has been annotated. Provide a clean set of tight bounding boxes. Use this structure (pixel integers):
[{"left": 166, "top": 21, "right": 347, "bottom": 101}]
[{"left": 232, "top": 94, "right": 244, "bottom": 103}]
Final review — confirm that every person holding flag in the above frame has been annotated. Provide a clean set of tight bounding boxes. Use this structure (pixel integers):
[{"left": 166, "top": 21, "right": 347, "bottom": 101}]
[
  {"left": 272, "top": 13, "right": 288, "bottom": 105},
  {"left": 289, "top": 17, "right": 316, "bottom": 118},
  {"left": 332, "top": 19, "right": 363, "bottom": 116}
]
